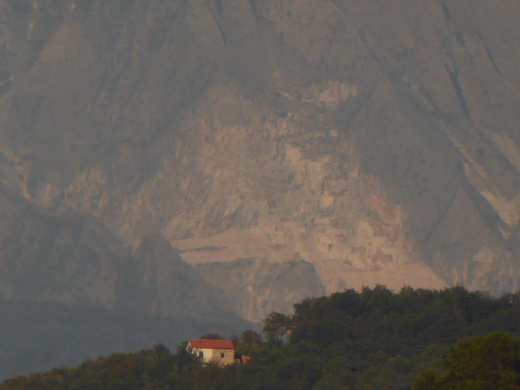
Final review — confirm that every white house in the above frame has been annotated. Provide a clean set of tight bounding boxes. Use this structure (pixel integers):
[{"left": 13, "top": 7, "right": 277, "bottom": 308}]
[{"left": 187, "top": 339, "right": 235, "bottom": 365}]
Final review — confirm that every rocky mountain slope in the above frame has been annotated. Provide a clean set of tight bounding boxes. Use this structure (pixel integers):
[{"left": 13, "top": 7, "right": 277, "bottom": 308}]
[
  {"left": 0, "top": 0, "right": 519, "bottom": 326},
  {"left": 0, "top": 181, "right": 242, "bottom": 322}
]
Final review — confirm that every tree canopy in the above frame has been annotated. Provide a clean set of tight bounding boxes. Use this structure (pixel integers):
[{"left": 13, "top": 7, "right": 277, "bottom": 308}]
[
  {"left": 414, "top": 332, "right": 520, "bottom": 389},
  {"left": 3, "top": 286, "right": 520, "bottom": 389}
]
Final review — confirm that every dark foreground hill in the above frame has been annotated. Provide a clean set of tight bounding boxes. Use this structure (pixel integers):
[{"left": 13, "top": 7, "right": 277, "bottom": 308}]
[
  {"left": 0, "top": 299, "right": 253, "bottom": 381},
  {"left": 3, "top": 286, "right": 520, "bottom": 389}
]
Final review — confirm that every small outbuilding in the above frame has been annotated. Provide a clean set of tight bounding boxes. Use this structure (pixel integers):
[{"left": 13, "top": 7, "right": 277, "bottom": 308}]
[{"left": 187, "top": 339, "right": 235, "bottom": 365}]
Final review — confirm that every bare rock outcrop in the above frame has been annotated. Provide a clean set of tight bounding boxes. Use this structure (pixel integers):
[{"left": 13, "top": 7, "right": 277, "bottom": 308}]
[{"left": 0, "top": 0, "right": 519, "bottom": 321}]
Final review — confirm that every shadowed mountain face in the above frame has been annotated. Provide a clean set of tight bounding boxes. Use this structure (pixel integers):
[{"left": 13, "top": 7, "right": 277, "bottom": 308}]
[
  {"left": 0, "top": 183, "right": 240, "bottom": 322},
  {"left": 0, "top": 0, "right": 519, "bottom": 326},
  {"left": 0, "top": 182, "right": 254, "bottom": 379}
]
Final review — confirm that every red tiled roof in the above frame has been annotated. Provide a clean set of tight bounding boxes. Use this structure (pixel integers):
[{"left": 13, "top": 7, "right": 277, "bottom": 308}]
[{"left": 189, "top": 339, "right": 234, "bottom": 349}]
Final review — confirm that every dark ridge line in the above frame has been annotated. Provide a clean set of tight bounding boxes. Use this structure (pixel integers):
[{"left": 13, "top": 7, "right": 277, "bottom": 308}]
[
  {"left": 477, "top": 31, "right": 504, "bottom": 78},
  {"left": 438, "top": 0, "right": 452, "bottom": 22},
  {"left": 214, "top": 0, "right": 223, "bottom": 15},
  {"left": 444, "top": 64, "right": 472, "bottom": 120}
]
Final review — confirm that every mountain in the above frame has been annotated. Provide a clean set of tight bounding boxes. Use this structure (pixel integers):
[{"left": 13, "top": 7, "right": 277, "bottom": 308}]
[
  {"left": 0, "top": 0, "right": 519, "bottom": 347},
  {"left": 0, "top": 181, "right": 254, "bottom": 378},
  {"left": 0, "top": 180, "right": 239, "bottom": 322}
]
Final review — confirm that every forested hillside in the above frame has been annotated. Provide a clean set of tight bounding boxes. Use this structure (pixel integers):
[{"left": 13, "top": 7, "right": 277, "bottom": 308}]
[
  {"left": 0, "top": 299, "right": 251, "bottom": 381},
  {"left": 3, "top": 286, "right": 520, "bottom": 389}
]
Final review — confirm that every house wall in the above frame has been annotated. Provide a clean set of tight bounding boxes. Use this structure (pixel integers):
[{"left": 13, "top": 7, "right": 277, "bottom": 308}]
[{"left": 192, "top": 346, "right": 235, "bottom": 365}]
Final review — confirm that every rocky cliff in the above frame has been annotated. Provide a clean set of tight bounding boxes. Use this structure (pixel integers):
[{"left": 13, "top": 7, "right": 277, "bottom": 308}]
[{"left": 0, "top": 0, "right": 519, "bottom": 323}]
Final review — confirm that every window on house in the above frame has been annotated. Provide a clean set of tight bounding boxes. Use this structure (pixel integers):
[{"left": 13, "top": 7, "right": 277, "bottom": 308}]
[
  {"left": 221, "top": 352, "right": 225, "bottom": 358},
  {"left": 199, "top": 351, "right": 204, "bottom": 358}
]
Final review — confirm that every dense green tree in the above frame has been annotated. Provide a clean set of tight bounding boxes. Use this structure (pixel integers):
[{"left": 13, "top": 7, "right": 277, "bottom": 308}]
[
  {"left": 414, "top": 332, "right": 520, "bottom": 389},
  {"left": 262, "top": 312, "right": 293, "bottom": 344},
  {"left": 236, "top": 330, "right": 263, "bottom": 355},
  {"left": 4, "top": 287, "right": 520, "bottom": 390}
]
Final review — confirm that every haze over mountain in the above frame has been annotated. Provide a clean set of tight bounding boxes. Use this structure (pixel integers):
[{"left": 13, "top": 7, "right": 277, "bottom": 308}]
[{"left": 0, "top": 0, "right": 519, "bottom": 377}]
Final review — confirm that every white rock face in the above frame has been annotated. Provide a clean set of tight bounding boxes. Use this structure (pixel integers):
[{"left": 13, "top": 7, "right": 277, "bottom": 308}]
[
  {"left": 112, "top": 82, "right": 448, "bottom": 317},
  {"left": 0, "top": 0, "right": 519, "bottom": 322}
]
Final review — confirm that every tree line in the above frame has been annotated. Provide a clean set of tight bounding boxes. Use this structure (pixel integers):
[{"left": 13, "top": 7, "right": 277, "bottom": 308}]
[{"left": 3, "top": 285, "right": 520, "bottom": 389}]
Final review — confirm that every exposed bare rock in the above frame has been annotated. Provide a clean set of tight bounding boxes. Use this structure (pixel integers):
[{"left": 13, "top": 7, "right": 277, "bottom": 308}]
[
  {"left": 0, "top": 0, "right": 519, "bottom": 322},
  {"left": 196, "top": 258, "right": 325, "bottom": 322}
]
